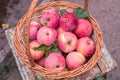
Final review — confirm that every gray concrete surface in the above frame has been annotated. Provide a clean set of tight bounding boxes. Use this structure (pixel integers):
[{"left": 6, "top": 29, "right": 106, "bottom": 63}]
[{"left": 0, "top": 0, "right": 120, "bottom": 80}]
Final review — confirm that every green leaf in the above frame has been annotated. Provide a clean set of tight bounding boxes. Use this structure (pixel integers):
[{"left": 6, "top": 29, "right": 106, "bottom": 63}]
[
  {"left": 60, "top": 9, "right": 67, "bottom": 15},
  {"left": 45, "top": 50, "right": 49, "bottom": 57},
  {"left": 34, "top": 44, "right": 46, "bottom": 50},
  {"left": 50, "top": 47, "right": 60, "bottom": 52},
  {"left": 74, "top": 7, "right": 83, "bottom": 16},
  {"left": 78, "top": 11, "right": 89, "bottom": 18},
  {"left": 52, "top": 41, "right": 58, "bottom": 47},
  {"left": 73, "top": 7, "right": 89, "bottom": 18},
  {"left": 44, "top": 41, "right": 59, "bottom": 57},
  {"left": 49, "top": 41, "right": 59, "bottom": 52}
]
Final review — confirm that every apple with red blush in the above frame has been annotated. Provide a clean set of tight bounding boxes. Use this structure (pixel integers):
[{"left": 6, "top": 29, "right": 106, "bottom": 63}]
[
  {"left": 60, "top": 12, "right": 78, "bottom": 32},
  {"left": 41, "top": 9, "right": 60, "bottom": 28},
  {"left": 58, "top": 32, "right": 78, "bottom": 53},
  {"left": 66, "top": 51, "right": 86, "bottom": 70},
  {"left": 74, "top": 19, "right": 92, "bottom": 38},
  {"left": 77, "top": 37, "right": 95, "bottom": 57},
  {"left": 30, "top": 40, "right": 45, "bottom": 60},
  {"left": 37, "top": 27, "right": 57, "bottom": 46},
  {"left": 44, "top": 52, "right": 66, "bottom": 71}
]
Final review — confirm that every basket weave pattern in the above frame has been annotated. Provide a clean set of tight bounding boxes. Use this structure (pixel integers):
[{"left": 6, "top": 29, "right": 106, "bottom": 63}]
[{"left": 14, "top": 1, "right": 103, "bottom": 79}]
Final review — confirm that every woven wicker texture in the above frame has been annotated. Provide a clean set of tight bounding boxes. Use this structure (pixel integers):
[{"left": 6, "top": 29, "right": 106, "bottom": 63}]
[{"left": 14, "top": 0, "right": 103, "bottom": 79}]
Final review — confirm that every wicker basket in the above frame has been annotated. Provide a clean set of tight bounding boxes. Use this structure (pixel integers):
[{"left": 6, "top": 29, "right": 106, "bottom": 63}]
[{"left": 14, "top": 0, "right": 103, "bottom": 79}]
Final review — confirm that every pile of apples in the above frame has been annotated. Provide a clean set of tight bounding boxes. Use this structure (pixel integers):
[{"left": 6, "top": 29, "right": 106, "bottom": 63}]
[{"left": 29, "top": 8, "right": 95, "bottom": 71}]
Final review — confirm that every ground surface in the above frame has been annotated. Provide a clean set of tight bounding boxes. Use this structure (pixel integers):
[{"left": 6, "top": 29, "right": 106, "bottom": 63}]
[{"left": 0, "top": 0, "right": 120, "bottom": 80}]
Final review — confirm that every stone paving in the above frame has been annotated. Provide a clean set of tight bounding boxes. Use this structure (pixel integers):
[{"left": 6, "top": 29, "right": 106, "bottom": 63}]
[{"left": 0, "top": 0, "right": 120, "bottom": 80}]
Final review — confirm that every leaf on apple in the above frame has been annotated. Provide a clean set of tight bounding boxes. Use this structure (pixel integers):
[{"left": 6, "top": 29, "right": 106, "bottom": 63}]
[
  {"left": 45, "top": 47, "right": 60, "bottom": 57},
  {"left": 50, "top": 47, "right": 60, "bottom": 53},
  {"left": 60, "top": 9, "right": 67, "bottom": 15},
  {"left": 45, "top": 50, "right": 49, "bottom": 57},
  {"left": 73, "top": 7, "right": 89, "bottom": 18},
  {"left": 45, "top": 41, "right": 60, "bottom": 57},
  {"left": 52, "top": 41, "right": 58, "bottom": 47},
  {"left": 50, "top": 41, "right": 60, "bottom": 52},
  {"left": 34, "top": 44, "right": 46, "bottom": 50}
]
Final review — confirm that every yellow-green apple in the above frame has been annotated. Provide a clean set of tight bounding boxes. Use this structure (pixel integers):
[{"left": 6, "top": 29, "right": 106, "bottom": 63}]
[
  {"left": 66, "top": 51, "right": 86, "bottom": 70},
  {"left": 60, "top": 12, "right": 78, "bottom": 32},
  {"left": 77, "top": 37, "right": 95, "bottom": 57},
  {"left": 44, "top": 52, "right": 66, "bottom": 71},
  {"left": 35, "top": 56, "right": 45, "bottom": 67},
  {"left": 74, "top": 19, "right": 92, "bottom": 38},
  {"left": 37, "top": 27, "right": 57, "bottom": 46},
  {"left": 30, "top": 20, "right": 41, "bottom": 40},
  {"left": 41, "top": 9, "right": 60, "bottom": 28},
  {"left": 58, "top": 32, "right": 78, "bottom": 53},
  {"left": 30, "top": 40, "right": 45, "bottom": 60}
]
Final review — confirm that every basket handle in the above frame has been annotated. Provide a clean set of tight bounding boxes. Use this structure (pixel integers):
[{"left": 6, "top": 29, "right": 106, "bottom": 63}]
[
  {"left": 84, "top": 0, "right": 89, "bottom": 11},
  {"left": 24, "top": 0, "right": 89, "bottom": 67}
]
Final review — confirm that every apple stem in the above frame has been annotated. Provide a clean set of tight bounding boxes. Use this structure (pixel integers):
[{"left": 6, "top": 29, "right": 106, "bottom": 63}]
[{"left": 56, "top": 65, "right": 60, "bottom": 68}]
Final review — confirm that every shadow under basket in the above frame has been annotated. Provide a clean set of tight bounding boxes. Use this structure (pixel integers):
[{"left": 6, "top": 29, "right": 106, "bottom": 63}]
[{"left": 14, "top": 0, "right": 104, "bottom": 79}]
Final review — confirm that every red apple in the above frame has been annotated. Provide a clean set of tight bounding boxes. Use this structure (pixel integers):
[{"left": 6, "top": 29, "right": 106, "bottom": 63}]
[
  {"left": 35, "top": 56, "right": 45, "bottom": 67},
  {"left": 57, "top": 26, "right": 65, "bottom": 35},
  {"left": 74, "top": 19, "right": 92, "bottom": 38},
  {"left": 77, "top": 37, "right": 95, "bottom": 57},
  {"left": 37, "top": 27, "right": 57, "bottom": 46},
  {"left": 60, "top": 12, "right": 78, "bottom": 32},
  {"left": 58, "top": 32, "right": 78, "bottom": 53},
  {"left": 66, "top": 51, "right": 86, "bottom": 70},
  {"left": 41, "top": 9, "right": 60, "bottom": 28},
  {"left": 44, "top": 52, "right": 66, "bottom": 71},
  {"left": 29, "top": 20, "right": 41, "bottom": 40},
  {"left": 30, "top": 40, "right": 45, "bottom": 60}
]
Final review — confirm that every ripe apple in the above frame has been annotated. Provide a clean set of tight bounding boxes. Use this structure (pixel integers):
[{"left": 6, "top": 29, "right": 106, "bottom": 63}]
[
  {"left": 35, "top": 56, "right": 45, "bottom": 67},
  {"left": 66, "top": 51, "right": 86, "bottom": 70},
  {"left": 30, "top": 40, "right": 45, "bottom": 60},
  {"left": 57, "top": 26, "right": 65, "bottom": 35},
  {"left": 60, "top": 12, "right": 78, "bottom": 32},
  {"left": 30, "top": 20, "right": 41, "bottom": 40},
  {"left": 74, "top": 19, "right": 92, "bottom": 38},
  {"left": 37, "top": 27, "right": 57, "bottom": 46},
  {"left": 44, "top": 52, "right": 66, "bottom": 71},
  {"left": 41, "top": 9, "right": 60, "bottom": 28},
  {"left": 58, "top": 32, "right": 78, "bottom": 53},
  {"left": 77, "top": 37, "right": 95, "bottom": 57}
]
